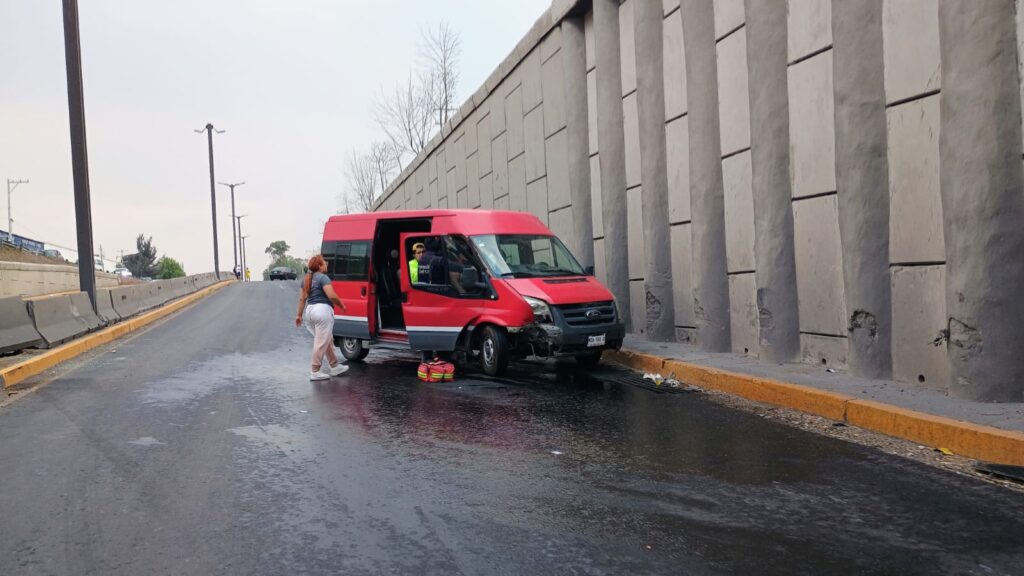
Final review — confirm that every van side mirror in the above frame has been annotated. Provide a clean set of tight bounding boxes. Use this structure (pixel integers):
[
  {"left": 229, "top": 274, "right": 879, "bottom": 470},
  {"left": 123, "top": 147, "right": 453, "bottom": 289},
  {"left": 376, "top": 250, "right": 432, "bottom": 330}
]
[
  {"left": 461, "top": 266, "right": 481, "bottom": 290},
  {"left": 585, "top": 265, "right": 595, "bottom": 276}
]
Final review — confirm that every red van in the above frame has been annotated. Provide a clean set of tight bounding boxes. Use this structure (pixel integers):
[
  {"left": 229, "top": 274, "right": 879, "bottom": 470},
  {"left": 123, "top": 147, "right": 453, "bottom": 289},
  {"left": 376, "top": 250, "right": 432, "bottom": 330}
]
[{"left": 320, "top": 209, "right": 625, "bottom": 376}]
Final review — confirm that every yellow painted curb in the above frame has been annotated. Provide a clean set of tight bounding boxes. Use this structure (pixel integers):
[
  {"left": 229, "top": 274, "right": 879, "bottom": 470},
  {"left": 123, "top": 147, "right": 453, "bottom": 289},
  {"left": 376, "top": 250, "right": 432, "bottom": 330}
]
[
  {"left": 0, "top": 280, "right": 234, "bottom": 390},
  {"left": 607, "top": 349, "right": 1024, "bottom": 466}
]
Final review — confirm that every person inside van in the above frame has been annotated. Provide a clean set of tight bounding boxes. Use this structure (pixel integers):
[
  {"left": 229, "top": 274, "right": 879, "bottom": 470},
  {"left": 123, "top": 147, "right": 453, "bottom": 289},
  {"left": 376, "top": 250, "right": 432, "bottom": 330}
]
[
  {"left": 420, "top": 237, "right": 449, "bottom": 285},
  {"left": 408, "top": 242, "right": 425, "bottom": 284},
  {"left": 295, "top": 254, "right": 349, "bottom": 381}
]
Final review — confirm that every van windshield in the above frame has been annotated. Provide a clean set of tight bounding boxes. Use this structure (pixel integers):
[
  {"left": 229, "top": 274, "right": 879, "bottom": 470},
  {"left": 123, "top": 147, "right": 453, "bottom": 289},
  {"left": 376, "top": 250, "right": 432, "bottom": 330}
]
[{"left": 471, "top": 234, "right": 585, "bottom": 278}]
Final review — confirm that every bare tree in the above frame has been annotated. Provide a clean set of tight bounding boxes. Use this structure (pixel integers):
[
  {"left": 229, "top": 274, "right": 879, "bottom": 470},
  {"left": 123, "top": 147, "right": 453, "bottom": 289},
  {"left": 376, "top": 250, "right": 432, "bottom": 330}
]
[
  {"left": 374, "top": 72, "right": 435, "bottom": 164},
  {"left": 420, "top": 21, "right": 461, "bottom": 130},
  {"left": 341, "top": 150, "right": 378, "bottom": 214},
  {"left": 368, "top": 141, "right": 400, "bottom": 195}
]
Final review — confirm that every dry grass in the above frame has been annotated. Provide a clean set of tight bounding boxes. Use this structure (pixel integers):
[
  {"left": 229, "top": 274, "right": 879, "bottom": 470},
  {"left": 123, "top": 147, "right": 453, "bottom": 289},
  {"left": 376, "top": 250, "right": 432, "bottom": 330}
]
[{"left": 0, "top": 244, "right": 70, "bottom": 266}]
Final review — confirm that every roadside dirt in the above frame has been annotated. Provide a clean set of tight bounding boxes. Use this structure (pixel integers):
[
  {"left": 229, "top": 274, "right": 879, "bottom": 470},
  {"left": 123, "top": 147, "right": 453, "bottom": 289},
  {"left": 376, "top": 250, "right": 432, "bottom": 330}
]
[{"left": 0, "top": 244, "right": 69, "bottom": 266}]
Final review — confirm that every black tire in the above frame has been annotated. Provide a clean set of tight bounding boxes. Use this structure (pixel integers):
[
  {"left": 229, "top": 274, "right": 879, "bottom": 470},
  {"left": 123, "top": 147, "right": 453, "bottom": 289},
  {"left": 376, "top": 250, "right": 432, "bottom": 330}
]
[
  {"left": 340, "top": 337, "right": 370, "bottom": 361},
  {"left": 576, "top": 350, "right": 603, "bottom": 369},
  {"left": 479, "top": 325, "right": 510, "bottom": 377}
]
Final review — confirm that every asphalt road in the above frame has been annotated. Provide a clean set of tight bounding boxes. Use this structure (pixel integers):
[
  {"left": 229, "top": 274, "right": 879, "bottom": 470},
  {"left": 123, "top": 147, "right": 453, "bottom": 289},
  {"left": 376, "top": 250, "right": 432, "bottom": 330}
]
[{"left": 1, "top": 281, "right": 1022, "bottom": 575}]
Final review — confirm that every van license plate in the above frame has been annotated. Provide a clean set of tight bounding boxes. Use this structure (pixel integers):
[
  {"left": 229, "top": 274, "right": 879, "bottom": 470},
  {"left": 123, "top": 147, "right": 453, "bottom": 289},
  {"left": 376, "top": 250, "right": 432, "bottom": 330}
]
[{"left": 587, "top": 334, "right": 606, "bottom": 347}]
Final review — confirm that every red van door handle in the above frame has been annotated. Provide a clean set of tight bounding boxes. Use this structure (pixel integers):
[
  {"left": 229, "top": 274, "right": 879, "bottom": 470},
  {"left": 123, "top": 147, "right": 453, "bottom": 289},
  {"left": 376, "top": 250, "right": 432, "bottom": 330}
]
[{"left": 360, "top": 286, "right": 367, "bottom": 297}]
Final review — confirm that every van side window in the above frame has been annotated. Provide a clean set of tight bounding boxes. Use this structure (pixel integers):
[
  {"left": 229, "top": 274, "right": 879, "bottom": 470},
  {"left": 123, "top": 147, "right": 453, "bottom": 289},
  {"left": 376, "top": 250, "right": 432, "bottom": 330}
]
[
  {"left": 409, "top": 235, "right": 488, "bottom": 298},
  {"left": 322, "top": 240, "right": 371, "bottom": 281}
]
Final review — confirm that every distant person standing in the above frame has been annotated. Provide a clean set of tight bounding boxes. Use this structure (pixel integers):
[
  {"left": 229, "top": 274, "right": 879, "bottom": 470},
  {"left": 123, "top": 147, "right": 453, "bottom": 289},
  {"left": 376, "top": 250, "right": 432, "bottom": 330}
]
[
  {"left": 233, "top": 265, "right": 241, "bottom": 281},
  {"left": 295, "top": 255, "right": 349, "bottom": 380},
  {"left": 245, "top": 267, "right": 251, "bottom": 282}
]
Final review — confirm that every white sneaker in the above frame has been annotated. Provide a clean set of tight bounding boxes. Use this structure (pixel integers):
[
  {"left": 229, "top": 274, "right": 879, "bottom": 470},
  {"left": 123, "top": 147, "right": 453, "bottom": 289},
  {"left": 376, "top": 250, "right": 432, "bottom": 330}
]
[
  {"left": 310, "top": 371, "right": 330, "bottom": 381},
  {"left": 327, "top": 363, "right": 349, "bottom": 377}
]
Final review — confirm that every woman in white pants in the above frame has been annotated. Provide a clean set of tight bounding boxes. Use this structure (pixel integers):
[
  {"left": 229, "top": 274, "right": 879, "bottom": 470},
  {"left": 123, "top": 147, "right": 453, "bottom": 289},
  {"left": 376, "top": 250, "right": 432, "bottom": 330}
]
[{"left": 295, "top": 255, "right": 349, "bottom": 380}]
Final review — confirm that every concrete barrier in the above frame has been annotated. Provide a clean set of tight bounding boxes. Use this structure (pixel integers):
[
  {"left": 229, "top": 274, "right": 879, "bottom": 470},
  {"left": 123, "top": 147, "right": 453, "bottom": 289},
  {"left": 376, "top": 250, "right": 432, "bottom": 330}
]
[
  {"left": 28, "top": 293, "right": 95, "bottom": 348},
  {"left": 110, "top": 285, "right": 141, "bottom": 319},
  {"left": 0, "top": 296, "right": 43, "bottom": 354},
  {"left": 95, "top": 288, "right": 120, "bottom": 325},
  {"left": 69, "top": 292, "right": 103, "bottom": 332}
]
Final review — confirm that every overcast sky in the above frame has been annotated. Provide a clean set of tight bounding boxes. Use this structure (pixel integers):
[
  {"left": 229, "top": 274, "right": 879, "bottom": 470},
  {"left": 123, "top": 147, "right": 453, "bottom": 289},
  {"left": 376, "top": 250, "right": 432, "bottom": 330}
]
[{"left": 0, "top": 0, "right": 548, "bottom": 274}]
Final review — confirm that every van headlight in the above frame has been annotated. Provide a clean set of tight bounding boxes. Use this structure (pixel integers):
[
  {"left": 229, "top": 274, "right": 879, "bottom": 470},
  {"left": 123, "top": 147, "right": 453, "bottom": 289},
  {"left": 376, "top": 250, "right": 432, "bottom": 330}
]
[{"left": 524, "top": 296, "right": 553, "bottom": 323}]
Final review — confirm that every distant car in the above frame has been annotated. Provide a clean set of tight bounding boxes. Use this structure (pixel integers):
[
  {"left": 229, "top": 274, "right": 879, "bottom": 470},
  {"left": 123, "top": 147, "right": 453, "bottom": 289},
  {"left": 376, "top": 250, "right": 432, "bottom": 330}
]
[
  {"left": 139, "top": 277, "right": 153, "bottom": 282},
  {"left": 269, "top": 266, "right": 297, "bottom": 280},
  {"left": 43, "top": 249, "right": 63, "bottom": 260},
  {"left": 113, "top": 267, "right": 132, "bottom": 278}
]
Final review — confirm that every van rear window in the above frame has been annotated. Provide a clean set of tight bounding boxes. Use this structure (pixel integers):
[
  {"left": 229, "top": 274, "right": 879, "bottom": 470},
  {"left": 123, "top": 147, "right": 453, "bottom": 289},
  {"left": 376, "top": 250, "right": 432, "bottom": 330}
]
[{"left": 321, "top": 240, "right": 370, "bottom": 281}]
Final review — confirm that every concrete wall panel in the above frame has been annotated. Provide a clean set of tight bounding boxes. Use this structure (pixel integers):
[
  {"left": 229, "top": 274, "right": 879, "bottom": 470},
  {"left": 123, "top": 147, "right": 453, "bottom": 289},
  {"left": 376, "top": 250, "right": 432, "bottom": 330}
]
[
  {"left": 593, "top": 237, "right": 607, "bottom": 284},
  {"left": 787, "top": 0, "right": 832, "bottom": 63},
  {"left": 788, "top": 52, "right": 837, "bottom": 198},
  {"left": 522, "top": 49, "right": 544, "bottom": 113},
  {"left": 630, "top": 279, "right": 646, "bottom": 335},
  {"left": 545, "top": 129, "right": 571, "bottom": 210},
  {"left": 623, "top": 93, "right": 642, "bottom": 188},
  {"left": 527, "top": 177, "right": 549, "bottom": 224},
  {"left": 549, "top": 206, "right": 576, "bottom": 256},
  {"left": 479, "top": 172, "right": 494, "bottom": 209},
  {"left": 722, "top": 151, "right": 755, "bottom": 273},
  {"left": 525, "top": 107, "right": 547, "bottom": 182},
  {"left": 793, "top": 194, "right": 846, "bottom": 335},
  {"left": 491, "top": 133, "right": 509, "bottom": 201},
  {"left": 587, "top": 70, "right": 599, "bottom": 155},
  {"left": 467, "top": 154, "right": 480, "bottom": 208},
  {"left": 585, "top": 9, "right": 596, "bottom": 71},
  {"left": 714, "top": 0, "right": 745, "bottom": 40},
  {"left": 627, "top": 185, "right": 645, "bottom": 280},
  {"left": 670, "top": 223, "right": 696, "bottom": 327},
  {"left": 477, "top": 115, "right": 492, "bottom": 176},
  {"left": 666, "top": 117, "right": 691, "bottom": 224},
  {"left": 887, "top": 95, "right": 944, "bottom": 264},
  {"left": 590, "top": 154, "right": 604, "bottom": 237},
  {"left": 541, "top": 26, "right": 562, "bottom": 63},
  {"left": 663, "top": 8, "right": 687, "bottom": 119},
  {"left": 506, "top": 87, "right": 525, "bottom": 160},
  {"left": 729, "top": 273, "right": 759, "bottom": 356},
  {"left": 891, "top": 265, "right": 949, "bottom": 391},
  {"left": 619, "top": 0, "right": 637, "bottom": 95},
  {"left": 883, "top": 0, "right": 940, "bottom": 104},
  {"left": 717, "top": 28, "right": 751, "bottom": 155},
  {"left": 542, "top": 52, "right": 567, "bottom": 137},
  {"left": 508, "top": 153, "right": 527, "bottom": 211}
]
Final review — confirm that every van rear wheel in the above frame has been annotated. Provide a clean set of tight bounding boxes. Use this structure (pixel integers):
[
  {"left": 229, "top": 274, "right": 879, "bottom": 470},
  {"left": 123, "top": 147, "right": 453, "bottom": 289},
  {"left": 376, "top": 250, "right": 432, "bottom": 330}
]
[
  {"left": 340, "top": 337, "right": 370, "bottom": 361},
  {"left": 480, "top": 326, "right": 509, "bottom": 377}
]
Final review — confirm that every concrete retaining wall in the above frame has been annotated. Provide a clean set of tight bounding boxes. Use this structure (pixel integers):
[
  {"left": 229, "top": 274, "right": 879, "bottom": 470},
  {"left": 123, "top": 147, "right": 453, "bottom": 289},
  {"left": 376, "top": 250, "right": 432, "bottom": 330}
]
[
  {"left": 0, "top": 262, "right": 119, "bottom": 298},
  {"left": 373, "top": 0, "right": 1024, "bottom": 402}
]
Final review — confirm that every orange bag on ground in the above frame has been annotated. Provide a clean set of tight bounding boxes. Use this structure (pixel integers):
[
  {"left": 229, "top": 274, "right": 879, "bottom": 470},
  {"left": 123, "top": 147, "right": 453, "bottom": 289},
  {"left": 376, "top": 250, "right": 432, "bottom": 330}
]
[{"left": 417, "top": 358, "right": 455, "bottom": 382}]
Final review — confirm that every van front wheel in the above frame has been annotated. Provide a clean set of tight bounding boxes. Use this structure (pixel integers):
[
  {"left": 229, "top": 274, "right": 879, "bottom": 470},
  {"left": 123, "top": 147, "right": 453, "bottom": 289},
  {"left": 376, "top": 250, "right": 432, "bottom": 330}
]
[
  {"left": 480, "top": 326, "right": 510, "bottom": 377},
  {"left": 340, "top": 337, "right": 370, "bottom": 361}
]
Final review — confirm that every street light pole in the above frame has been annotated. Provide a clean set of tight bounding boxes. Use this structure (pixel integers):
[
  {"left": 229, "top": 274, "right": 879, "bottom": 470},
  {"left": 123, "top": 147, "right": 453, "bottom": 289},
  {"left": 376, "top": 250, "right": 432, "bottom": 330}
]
[
  {"left": 195, "top": 124, "right": 225, "bottom": 278},
  {"left": 218, "top": 181, "right": 244, "bottom": 273},
  {"left": 240, "top": 235, "right": 250, "bottom": 281},
  {"left": 61, "top": 0, "right": 97, "bottom": 311},
  {"left": 236, "top": 214, "right": 248, "bottom": 279},
  {"left": 5, "top": 179, "right": 28, "bottom": 243}
]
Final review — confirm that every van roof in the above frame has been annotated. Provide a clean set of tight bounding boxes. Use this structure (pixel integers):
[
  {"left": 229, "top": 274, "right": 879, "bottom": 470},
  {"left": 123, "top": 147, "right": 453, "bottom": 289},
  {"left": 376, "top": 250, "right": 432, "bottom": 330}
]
[{"left": 324, "top": 209, "right": 553, "bottom": 239}]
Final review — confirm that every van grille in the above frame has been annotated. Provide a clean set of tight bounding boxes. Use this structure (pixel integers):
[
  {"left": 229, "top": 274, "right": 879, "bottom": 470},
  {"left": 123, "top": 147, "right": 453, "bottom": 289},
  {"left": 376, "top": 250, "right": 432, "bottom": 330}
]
[{"left": 556, "top": 301, "right": 616, "bottom": 327}]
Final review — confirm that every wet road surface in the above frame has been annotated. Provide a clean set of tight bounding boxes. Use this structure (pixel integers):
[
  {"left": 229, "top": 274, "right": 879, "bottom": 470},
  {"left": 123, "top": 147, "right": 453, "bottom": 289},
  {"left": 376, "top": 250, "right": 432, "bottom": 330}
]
[{"left": 0, "top": 281, "right": 1022, "bottom": 575}]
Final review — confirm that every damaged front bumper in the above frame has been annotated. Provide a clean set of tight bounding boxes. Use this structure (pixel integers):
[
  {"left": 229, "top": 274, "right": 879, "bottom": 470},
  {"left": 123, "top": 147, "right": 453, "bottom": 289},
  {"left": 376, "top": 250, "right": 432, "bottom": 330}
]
[{"left": 514, "top": 320, "right": 625, "bottom": 357}]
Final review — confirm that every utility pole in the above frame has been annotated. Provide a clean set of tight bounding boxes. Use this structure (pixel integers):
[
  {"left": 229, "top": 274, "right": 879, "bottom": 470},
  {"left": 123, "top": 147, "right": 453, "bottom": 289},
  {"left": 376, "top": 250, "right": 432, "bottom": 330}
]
[
  {"left": 236, "top": 214, "right": 248, "bottom": 280},
  {"left": 6, "top": 179, "right": 28, "bottom": 243},
  {"left": 218, "top": 181, "right": 244, "bottom": 273},
  {"left": 240, "top": 235, "right": 250, "bottom": 281},
  {"left": 62, "top": 0, "right": 97, "bottom": 310},
  {"left": 195, "top": 123, "right": 225, "bottom": 278}
]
